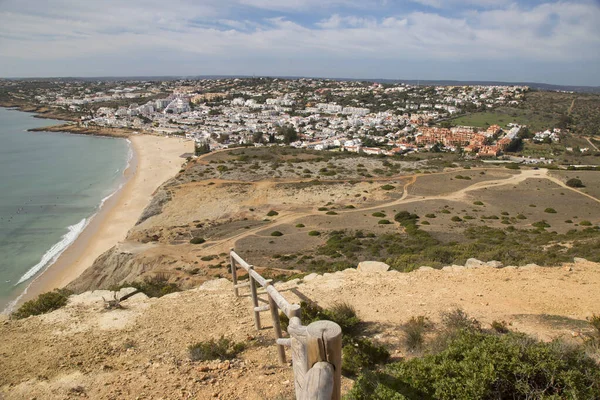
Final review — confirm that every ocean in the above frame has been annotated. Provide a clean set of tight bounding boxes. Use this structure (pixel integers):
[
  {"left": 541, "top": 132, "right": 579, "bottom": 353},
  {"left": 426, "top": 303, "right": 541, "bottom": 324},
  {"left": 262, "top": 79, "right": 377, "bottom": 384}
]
[{"left": 0, "top": 108, "right": 130, "bottom": 312}]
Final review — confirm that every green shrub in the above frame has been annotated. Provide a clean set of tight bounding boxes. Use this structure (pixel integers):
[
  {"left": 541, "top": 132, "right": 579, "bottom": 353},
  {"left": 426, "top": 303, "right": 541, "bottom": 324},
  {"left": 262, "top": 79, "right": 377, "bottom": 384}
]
[
  {"left": 544, "top": 208, "right": 557, "bottom": 214},
  {"left": 295, "top": 223, "right": 305, "bottom": 228},
  {"left": 394, "top": 211, "right": 419, "bottom": 226},
  {"left": 270, "top": 231, "right": 284, "bottom": 237},
  {"left": 441, "top": 308, "right": 481, "bottom": 332},
  {"left": 533, "top": 220, "right": 551, "bottom": 229},
  {"left": 266, "top": 210, "right": 279, "bottom": 217},
  {"left": 328, "top": 302, "right": 361, "bottom": 335},
  {"left": 372, "top": 212, "right": 386, "bottom": 218},
  {"left": 190, "top": 237, "right": 206, "bottom": 244},
  {"left": 347, "top": 330, "right": 600, "bottom": 400},
  {"left": 326, "top": 211, "right": 338, "bottom": 215},
  {"left": 566, "top": 178, "right": 585, "bottom": 188},
  {"left": 425, "top": 213, "right": 436, "bottom": 218},
  {"left": 342, "top": 338, "right": 390, "bottom": 376},
  {"left": 188, "top": 336, "right": 246, "bottom": 361},
  {"left": 491, "top": 320, "right": 510, "bottom": 334},
  {"left": 516, "top": 214, "right": 527, "bottom": 219},
  {"left": 440, "top": 209, "right": 451, "bottom": 214},
  {"left": 473, "top": 201, "right": 484, "bottom": 206},
  {"left": 12, "top": 289, "right": 72, "bottom": 319},
  {"left": 402, "top": 316, "right": 432, "bottom": 351},
  {"left": 378, "top": 219, "right": 392, "bottom": 225},
  {"left": 580, "top": 220, "right": 593, "bottom": 226},
  {"left": 200, "top": 255, "right": 215, "bottom": 261},
  {"left": 451, "top": 216, "right": 462, "bottom": 222},
  {"left": 308, "top": 231, "right": 321, "bottom": 236},
  {"left": 421, "top": 221, "right": 430, "bottom": 225},
  {"left": 122, "top": 274, "right": 180, "bottom": 298},
  {"left": 381, "top": 185, "right": 395, "bottom": 190},
  {"left": 318, "top": 207, "right": 328, "bottom": 211}
]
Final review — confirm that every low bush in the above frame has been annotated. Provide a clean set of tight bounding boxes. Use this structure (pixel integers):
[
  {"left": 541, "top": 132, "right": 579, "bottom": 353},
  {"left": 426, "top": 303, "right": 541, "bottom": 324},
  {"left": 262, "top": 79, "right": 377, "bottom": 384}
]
[
  {"left": 347, "top": 330, "right": 600, "bottom": 400},
  {"left": 402, "top": 316, "right": 432, "bottom": 351},
  {"left": 188, "top": 336, "right": 246, "bottom": 361},
  {"left": 473, "top": 201, "right": 484, "bottom": 206},
  {"left": 372, "top": 212, "right": 386, "bottom": 218},
  {"left": 270, "top": 231, "right": 284, "bottom": 237},
  {"left": 544, "top": 208, "right": 557, "bottom": 214},
  {"left": 533, "top": 220, "right": 551, "bottom": 229},
  {"left": 580, "top": 220, "right": 593, "bottom": 226},
  {"left": 425, "top": 213, "right": 436, "bottom": 218},
  {"left": 12, "top": 289, "right": 73, "bottom": 319},
  {"left": 451, "top": 216, "right": 462, "bottom": 222},
  {"left": 123, "top": 274, "right": 181, "bottom": 298},
  {"left": 308, "top": 230, "right": 321, "bottom": 236},
  {"left": 342, "top": 338, "right": 390, "bottom": 376},
  {"left": 266, "top": 210, "right": 279, "bottom": 217},
  {"left": 491, "top": 320, "right": 510, "bottom": 334},
  {"left": 190, "top": 237, "right": 206, "bottom": 244},
  {"left": 566, "top": 178, "right": 585, "bottom": 188},
  {"left": 381, "top": 185, "right": 395, "bottom": 190},
  {"left": 326, "top": 211, "right": 338, "bottom": 215},
  {"left": 295, "top": 223, "right": 305, "bottom": 228},
  {"left": 378, "top": 219, "right": 392, "bottom": 225}
]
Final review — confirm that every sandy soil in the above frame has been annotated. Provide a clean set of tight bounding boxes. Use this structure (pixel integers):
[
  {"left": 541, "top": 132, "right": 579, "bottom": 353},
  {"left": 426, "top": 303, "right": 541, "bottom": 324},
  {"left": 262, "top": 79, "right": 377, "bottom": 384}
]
[
  {"left": 1, "top": 259, "right": 599, "bottom": 399},
  {"left": 18, "top": 135, "right": 192, "bottom": 304}
]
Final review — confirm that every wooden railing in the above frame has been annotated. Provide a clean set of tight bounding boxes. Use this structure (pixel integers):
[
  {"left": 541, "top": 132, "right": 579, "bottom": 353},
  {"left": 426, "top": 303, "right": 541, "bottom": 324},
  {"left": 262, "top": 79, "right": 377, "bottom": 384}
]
[{"left": 230, "top": 249, "right": 342, "bottom": 400}]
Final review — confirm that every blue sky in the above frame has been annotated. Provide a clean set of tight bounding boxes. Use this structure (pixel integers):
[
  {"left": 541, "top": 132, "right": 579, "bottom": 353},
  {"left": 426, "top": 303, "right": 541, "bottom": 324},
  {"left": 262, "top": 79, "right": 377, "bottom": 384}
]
[{"left": 0, "top": 0, "right": 599, "bottom": 85}]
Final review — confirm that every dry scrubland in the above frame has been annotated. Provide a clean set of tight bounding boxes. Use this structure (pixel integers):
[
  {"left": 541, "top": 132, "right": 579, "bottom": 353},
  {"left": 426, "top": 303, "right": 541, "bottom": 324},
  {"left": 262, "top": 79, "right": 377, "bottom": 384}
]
[
  {"left": 65, "top": 147, "right": 600, "bottom": 293},
  {"left": 3, "top": 260, "right": 600, "bottom": 399}
]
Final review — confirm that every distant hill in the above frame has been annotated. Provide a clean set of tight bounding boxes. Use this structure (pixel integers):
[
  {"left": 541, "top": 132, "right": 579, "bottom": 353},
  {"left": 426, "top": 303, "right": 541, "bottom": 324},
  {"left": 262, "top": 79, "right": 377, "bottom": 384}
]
[{"left": 3, "top": 75, "right": 600, "bottom": 93}]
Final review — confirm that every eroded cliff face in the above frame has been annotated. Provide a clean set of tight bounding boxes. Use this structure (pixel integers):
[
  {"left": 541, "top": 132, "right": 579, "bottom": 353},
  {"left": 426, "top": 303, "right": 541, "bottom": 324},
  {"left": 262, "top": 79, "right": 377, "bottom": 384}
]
[{"left": 66, "top": 242, "right": 213, "bottom": 293}]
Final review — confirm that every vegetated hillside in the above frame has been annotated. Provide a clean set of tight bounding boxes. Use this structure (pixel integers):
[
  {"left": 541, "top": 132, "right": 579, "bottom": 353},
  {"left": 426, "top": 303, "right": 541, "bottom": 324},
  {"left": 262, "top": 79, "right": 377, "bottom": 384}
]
[
  {"left": 66, "top": 147, "right": 600, "bottom": 294},
  {"left": 3, "top": 259, "right": 600, "bottom": 399},
  {"left": 450, "top": 90, "right": 600, "bottom": 136}
]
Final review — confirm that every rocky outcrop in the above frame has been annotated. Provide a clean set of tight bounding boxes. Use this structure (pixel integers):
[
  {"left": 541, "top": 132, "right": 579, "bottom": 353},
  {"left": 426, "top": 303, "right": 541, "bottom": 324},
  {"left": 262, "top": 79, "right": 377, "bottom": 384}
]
[
  {"left": 66, "top": 243, "right": 182, "bottom": 293},
  {"left": 136, "top": 185, "right": 173, "bottom": 225}
]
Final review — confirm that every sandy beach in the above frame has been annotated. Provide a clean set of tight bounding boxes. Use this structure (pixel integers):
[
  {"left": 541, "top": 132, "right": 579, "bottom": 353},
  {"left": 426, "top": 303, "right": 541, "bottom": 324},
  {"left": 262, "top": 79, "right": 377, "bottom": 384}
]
[{"left": 18, "top": 134, "right": 192, "bottom": 304}]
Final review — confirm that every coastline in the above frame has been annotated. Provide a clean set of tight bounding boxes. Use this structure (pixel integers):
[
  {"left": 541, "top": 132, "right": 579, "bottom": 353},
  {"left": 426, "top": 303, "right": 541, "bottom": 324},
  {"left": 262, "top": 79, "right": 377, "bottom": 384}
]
[
  {"left": 13, "top": 133, "right": 192, "bottom": 308},
  {"left": 28, "top": 123, "right": 141, "bottom": 138}
]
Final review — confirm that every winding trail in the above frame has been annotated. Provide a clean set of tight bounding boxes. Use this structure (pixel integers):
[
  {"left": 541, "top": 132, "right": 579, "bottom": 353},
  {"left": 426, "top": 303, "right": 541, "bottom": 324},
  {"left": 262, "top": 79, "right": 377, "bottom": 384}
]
[{"left": 199, "top": 167, "right": 600, "bottom": 253}]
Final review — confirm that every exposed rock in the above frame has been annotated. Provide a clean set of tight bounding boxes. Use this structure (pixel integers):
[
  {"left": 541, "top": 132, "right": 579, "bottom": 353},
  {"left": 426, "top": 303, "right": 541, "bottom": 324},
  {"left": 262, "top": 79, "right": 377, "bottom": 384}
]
[
  {"left": 573, "top": 257, "right": 588, "bottom": 264},
  {"left": 485, "top": 261, "right": 504, "bottom": 268},
  {"left": 136, "top": 185, "right": 173, "bottom": 225},
  {"left": 357, "top": 261, "right": 390, "bottom": 273},
  {"left": 418, "top": 266, "right": 435, "bottom": 272},
  {"left": 302, "top": 273, "right": 319, "bottom": 282},
  {"left": 465, "top": 258, "right": 484, "bottom": 268},
  {"left": 521, "top": 263, "right": 540, "bottom": 269}
]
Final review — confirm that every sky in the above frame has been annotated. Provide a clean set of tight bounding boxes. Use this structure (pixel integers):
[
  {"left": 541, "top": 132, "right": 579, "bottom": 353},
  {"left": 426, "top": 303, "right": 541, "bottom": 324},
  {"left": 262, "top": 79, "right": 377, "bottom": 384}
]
[{"left": 0, "top": 0, "right": 599, "bottom": 86}]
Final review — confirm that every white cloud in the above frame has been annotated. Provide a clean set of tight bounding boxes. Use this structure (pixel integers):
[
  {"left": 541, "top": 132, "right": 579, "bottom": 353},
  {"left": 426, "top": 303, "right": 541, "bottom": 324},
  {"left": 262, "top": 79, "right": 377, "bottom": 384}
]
[{"left": 0, "top": 0, "right": 598, "bottom": 82}]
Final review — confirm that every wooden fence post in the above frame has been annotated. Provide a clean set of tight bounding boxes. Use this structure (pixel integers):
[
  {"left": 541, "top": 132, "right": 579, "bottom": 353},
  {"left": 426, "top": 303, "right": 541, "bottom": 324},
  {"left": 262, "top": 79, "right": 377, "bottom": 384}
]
[
  {"left": 248, "top": 265, "right": 261, "bottom": 330},
  {"left": 268, "top": 291, "right": 286, "bottom": 364},
  {"left": 305, "top": 321, "right": 342, "bottom": 400},
  {"left": 230, "top": 248, "right": 239, "bottom": 297},
  {"left": 303, "top": 362, "right": 335, "bottom": 400}
]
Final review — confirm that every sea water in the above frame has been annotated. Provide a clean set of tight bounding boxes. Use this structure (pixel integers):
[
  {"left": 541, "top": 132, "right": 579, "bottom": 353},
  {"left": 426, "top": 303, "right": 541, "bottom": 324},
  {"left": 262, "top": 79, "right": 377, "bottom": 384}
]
[{"left": 0, "top": 108, "right": 130, "bottom": 311}]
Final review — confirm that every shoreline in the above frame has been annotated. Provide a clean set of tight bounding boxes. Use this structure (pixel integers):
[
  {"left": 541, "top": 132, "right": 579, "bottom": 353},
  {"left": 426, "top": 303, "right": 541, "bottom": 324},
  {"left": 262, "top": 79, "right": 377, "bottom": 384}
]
[
  {"left": 11, "top": 133, "right": 192, "bottom": 310},
  {"left": 28, "top": 123, "right": 141, "bottom": 138}
]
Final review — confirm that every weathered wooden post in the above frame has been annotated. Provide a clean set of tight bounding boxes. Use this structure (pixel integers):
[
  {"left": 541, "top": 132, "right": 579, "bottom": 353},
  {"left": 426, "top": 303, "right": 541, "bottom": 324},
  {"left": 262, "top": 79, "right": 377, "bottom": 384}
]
[
  {"left": 303, "top": 362, "right": 335, "bottom": 400},
  {"left": 230, "top": 248, "right": 239, "bottom": 297},
  {"left": 268, "top": 290, "right": 286, "bottom": 364},
  {"left": 248, "top": 265, "right": 261, "bottom": 330},
  {"left": 305, "top": 320, "right": 342, "bottom": 400}
]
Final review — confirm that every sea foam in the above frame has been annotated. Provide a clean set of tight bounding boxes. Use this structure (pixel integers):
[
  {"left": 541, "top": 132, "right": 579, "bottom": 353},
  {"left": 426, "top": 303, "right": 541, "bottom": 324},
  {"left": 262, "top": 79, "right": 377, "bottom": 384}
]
[{"left": 16, "top": 218, "right": 87, "bottom": 285}]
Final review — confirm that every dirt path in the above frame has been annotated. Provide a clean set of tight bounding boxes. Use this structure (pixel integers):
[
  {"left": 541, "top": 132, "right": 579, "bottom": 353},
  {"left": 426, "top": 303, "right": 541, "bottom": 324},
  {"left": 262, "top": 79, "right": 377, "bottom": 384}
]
[
  {"left": 585, "top": 137, "right": 599, "bottom": 152},
  {"left": 568, "top": 98, "right": 576, "bottom": 115},
  {"left": 200, "top": 168, "right": 599, "bottom": 253}
]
